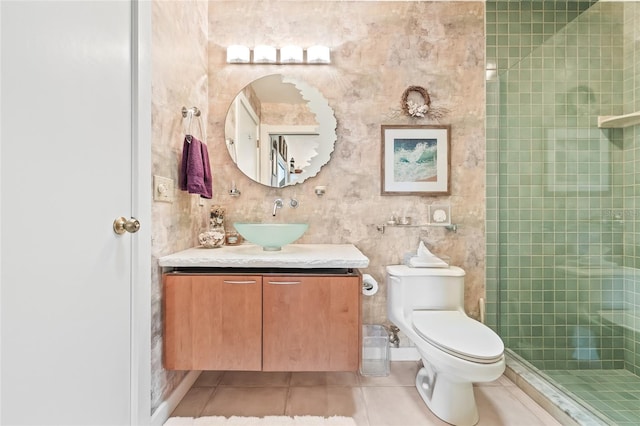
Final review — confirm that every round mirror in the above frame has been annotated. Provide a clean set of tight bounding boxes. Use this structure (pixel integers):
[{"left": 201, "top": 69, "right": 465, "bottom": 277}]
[{"left": 224, "top": 74, "right": 337, "bottom": 187}]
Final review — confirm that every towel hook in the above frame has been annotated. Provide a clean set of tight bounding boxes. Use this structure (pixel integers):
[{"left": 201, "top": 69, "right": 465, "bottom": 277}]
[
  {"left": 182, "top": 108, "right": 194, "bottom": 143},
  {"left": 182, "top": 106, "right": 204, "bottom": 143},
  {"left": 181, "top": 106, "right": 201, "bottom": 118}
]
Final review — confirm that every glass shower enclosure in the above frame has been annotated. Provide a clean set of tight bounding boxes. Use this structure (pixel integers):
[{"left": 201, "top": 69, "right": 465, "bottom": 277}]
[{"left": 486, "top": 1, "right": 640, "bottom": 424}]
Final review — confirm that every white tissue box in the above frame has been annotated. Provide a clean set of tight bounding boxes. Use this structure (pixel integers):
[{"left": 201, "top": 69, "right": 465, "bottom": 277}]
[{"left": 404, "top": 253, "right": 450, "bottom": 268}]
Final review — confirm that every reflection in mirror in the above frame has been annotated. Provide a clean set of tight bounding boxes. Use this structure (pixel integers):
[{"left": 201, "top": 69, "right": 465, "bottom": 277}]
[{"left": 225, "top": 74, "right": 336, "bottom": 187}]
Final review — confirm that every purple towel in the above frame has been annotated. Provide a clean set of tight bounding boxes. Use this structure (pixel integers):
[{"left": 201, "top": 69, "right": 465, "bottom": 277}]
[{"left": 179, "top": 135, "right": 212, "bottom": 199}]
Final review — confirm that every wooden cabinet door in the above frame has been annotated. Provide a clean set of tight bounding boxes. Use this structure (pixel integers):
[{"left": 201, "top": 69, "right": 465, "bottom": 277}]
[
  {"left": 164, "top": 274, "right": 262, "bottom": 370},
  {"left": 262, "top": 275, "right": 361, "bottom": 371}
]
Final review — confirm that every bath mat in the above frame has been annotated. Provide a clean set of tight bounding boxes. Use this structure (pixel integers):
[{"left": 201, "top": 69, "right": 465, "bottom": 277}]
[{"left": 164, "top": 416, "right": 357, "bottom": 426}]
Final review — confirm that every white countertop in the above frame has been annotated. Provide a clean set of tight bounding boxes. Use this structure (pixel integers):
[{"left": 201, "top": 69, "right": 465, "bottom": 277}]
[{"left": 159, "top": 243, "right": 370, "bottom": 269}]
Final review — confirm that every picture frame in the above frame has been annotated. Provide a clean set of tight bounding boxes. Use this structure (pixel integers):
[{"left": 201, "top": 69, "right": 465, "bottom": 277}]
[{"left": 381, "top": 125, "right": 451, "bottom": 195}]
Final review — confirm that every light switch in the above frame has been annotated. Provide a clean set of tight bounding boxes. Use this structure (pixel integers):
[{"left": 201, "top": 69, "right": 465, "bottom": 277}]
[{"left": 154, "top": 175, "right": 174, "bottom": 203}]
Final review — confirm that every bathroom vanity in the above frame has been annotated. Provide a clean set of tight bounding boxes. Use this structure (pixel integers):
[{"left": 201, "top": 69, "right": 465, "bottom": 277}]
[{"left": 159, "top": 244, "right": 369, "bottom": 372}]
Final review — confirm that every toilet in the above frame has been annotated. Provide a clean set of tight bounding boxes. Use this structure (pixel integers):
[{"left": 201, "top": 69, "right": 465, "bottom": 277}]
[{"left": 386, "top": 265, "right": 505, "bottom": 426}]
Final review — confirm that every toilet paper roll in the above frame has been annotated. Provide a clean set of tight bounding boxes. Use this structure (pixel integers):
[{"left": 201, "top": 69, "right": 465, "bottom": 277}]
[{"left": 362, "top": 274, "right": 379, "bottom": 296}]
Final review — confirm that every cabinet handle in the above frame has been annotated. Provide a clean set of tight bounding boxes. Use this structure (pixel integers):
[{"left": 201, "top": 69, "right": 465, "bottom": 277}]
[
  {"left": 223, "top": 280, "right": 257, "bottom": 285},
  {"left": 267, "top": 281, "right": 301, "bottom": 285}
]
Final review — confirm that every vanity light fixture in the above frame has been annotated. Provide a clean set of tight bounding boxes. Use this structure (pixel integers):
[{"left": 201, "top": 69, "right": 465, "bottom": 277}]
[
  {"left": 226, "top": 45, "right": 250, "bottom": 64},
  {"left": 253, "top": 45, "right": 277, "bottom": 63},
  {"left": 280, "top": 45, "right": 304, "bottom": 64},
  {"left": 226, "top": 45, "right": 331, "bottom": 65},
  {"left": 307, "top": 45, "right": 331, "bottom": 64}
]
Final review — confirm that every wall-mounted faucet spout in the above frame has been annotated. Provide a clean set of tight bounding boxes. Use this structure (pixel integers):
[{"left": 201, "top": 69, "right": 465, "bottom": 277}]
[{"left": 272, "top": 198, "right": 283, "bottom": 216}]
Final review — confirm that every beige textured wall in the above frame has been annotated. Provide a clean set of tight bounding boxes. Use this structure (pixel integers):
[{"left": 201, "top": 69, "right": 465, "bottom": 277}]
[
  {"left": 150, "top": 0, "right": 485, "bottom": 413},
  {"left": 151, "top": 0, "right": 209, "bottom": 412},
  {"left": 207, "top": 0, "right": 486, "bottom": 325}
]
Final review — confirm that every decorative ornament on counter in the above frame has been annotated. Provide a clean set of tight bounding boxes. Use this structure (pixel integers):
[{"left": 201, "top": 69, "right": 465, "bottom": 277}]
[{"left": 198, "top": 205, "right": 226, "bottom": 248}]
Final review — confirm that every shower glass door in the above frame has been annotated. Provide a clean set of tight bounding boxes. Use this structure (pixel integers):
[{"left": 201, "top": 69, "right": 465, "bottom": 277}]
[{"left": 487, "top": 1, "right": 640, "bottom": 423}]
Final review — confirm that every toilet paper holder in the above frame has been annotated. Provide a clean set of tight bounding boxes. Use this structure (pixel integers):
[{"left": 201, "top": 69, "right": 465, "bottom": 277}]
[{"left": 362, "top": 273, "right": 379, "bottom": 296}]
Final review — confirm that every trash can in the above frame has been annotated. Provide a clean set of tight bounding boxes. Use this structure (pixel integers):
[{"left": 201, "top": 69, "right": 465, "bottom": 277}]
[{"left": 360, "top": 324, "right": 390, "bottom": 376}]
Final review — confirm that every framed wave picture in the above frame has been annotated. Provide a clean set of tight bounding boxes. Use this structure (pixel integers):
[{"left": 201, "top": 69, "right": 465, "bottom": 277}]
[{"left": 381, "top": 125, "right": 451, "bottom": 195}]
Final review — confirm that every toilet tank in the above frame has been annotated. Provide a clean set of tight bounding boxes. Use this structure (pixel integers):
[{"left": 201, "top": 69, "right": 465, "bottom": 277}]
[{"left": 386, "top": 265, "right": 466, "bottom": 311}]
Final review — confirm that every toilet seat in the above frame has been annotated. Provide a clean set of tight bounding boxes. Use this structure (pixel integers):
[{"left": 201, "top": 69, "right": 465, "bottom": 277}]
[{"left": 412, "top": 311, "right": 504, "bottom": 364}]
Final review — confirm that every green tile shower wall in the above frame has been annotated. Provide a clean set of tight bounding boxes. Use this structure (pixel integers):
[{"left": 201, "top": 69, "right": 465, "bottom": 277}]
[
  {"left": 622, "top": 4, "right": 640, "bottom": 375},
  {"left": 486, "top": 1, "right": 640, "bottom": 372},
  {"left": 486, "top": 0, "right": 599, "bottom": 330}
]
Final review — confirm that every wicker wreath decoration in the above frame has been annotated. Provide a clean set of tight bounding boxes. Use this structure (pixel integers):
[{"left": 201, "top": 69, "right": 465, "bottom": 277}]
[{"left": 400, "top": 85, "right": 448, "bottom": 120}]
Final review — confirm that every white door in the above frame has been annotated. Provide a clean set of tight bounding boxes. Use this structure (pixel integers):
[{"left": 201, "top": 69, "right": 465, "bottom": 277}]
[
  {"left": 0, "top": 1, "right": 150, "bottom": 425},
  {"left": 235, "top": 94, "right": 260, "bottom": 182}
]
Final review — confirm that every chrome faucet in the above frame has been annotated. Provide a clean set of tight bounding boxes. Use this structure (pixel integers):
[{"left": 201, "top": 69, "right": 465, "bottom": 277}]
[{"left": 272, "top": 198, "right": 283, "bottom": 216}]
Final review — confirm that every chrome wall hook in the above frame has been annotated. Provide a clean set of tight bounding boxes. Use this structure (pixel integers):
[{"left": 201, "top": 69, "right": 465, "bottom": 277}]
[{"left": 181, "top": 106, "right": 201, "bottom": 118}]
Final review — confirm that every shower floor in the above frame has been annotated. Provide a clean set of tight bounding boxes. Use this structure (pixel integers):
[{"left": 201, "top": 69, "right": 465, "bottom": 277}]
[{"left": 545, "top": 369, "right": 640, "bottom": 425}]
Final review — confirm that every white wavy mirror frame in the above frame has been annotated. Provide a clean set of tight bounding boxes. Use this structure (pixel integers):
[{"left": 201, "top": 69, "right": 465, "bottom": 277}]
[
  {"left": 284, "top": 76, "right": 337, "bottom": 183},
  {"left": 224, "top": 74, "right": 337, "bottom": 188}
]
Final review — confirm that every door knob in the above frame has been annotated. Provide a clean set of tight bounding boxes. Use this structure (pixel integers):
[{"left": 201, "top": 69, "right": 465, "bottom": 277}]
[{"left": 113, "top": 217, "right": 140, "bottom": 234}]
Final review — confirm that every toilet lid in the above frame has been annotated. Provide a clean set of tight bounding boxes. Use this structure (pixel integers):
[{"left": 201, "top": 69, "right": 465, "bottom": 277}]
[{"left": 412, "top": 311, "right": 504, "bottom": 364}]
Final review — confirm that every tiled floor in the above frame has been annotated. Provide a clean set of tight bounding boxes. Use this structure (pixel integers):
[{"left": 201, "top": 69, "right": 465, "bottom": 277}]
[
  {"left": 170, "top": 361, "right": 561, "bottom": 426},
  {"left": 546, "top": 369, "right": 640, "bottom": 425}
]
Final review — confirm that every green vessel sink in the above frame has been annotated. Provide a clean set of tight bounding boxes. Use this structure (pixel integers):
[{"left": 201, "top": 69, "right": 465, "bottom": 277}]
[{"left": 233, "top": 223, "right": 309, "bottom": 251}]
